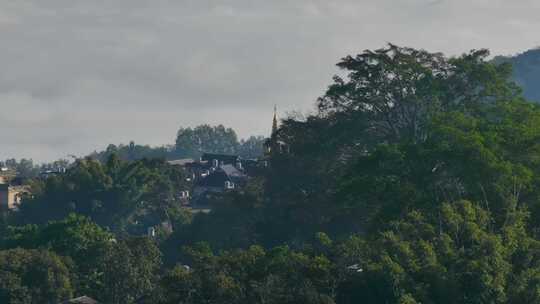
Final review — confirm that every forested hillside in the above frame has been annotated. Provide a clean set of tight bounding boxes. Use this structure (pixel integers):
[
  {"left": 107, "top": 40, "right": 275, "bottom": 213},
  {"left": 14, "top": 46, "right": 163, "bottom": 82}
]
[
  {"left": 495, "top": 47, "right": 540, "bottom": 102},
  {"left": 4, "top": 44, "right": 540, "bottom": 303}
]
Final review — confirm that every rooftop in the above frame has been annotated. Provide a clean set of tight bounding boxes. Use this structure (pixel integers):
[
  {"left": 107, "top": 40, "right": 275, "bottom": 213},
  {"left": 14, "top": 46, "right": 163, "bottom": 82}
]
[
  {"left": 196, "top": 170, "right": 230, "bottom": 188},
  {"left": 168, "top": 158, "right": 195, "bottom": 166},
  {"left": 220, "top": 164, "right": 246, "bottom": 178},
  {"left": 60, "top": 296, "right": 99, "bottom": 304},
  {"left": 201, "top": 153, "right": 240, "bottom": 164}
]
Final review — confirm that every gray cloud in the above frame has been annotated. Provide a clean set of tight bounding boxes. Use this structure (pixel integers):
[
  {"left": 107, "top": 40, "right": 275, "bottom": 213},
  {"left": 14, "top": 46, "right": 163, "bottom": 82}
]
[{"left": 1, "top": 0, "right": 539, "bottom": 161}]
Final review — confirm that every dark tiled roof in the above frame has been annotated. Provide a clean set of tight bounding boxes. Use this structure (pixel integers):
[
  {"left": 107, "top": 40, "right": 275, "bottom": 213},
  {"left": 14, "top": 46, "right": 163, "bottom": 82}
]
[
  {"left": 185, "top": 161, "right": 209, "bottom": 169},
  {"left": 201, "top": 153, "right": 239, "bottom": 164},
  {"left": 168, "top": 158, "right": 195, "bottom": 166},
  {"left": 197, "top": 170, "right": 230, "bottom": 188},
  {"left": 220, "top": 164, "right": 245, "bottom": 178}
]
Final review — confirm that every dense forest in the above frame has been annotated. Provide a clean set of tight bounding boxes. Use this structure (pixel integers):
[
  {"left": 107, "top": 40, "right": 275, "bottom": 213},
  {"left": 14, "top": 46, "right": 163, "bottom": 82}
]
[{"left": 4, "top": 44, "right": 540, "bottom": 303}]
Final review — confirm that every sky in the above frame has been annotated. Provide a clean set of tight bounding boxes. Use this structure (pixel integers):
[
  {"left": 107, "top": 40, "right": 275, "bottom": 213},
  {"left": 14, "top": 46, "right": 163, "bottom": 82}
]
[{"left": 1, "top": 0, "right": 540, "bottom": 162}]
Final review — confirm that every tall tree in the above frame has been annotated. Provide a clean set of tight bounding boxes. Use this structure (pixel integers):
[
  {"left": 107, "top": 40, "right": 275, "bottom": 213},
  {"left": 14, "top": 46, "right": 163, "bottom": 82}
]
[
  {"left": 318, "top": 44, "right": 518, "bottom": 146},
  {"left": 101, "top": 237, "right": 161, "bottom": 304},
  {"left": 175, "top": 125, "right": 239, "bottom": 158},
  {"left": 0, "top": 248, "right": 74, "bottom": 304}
]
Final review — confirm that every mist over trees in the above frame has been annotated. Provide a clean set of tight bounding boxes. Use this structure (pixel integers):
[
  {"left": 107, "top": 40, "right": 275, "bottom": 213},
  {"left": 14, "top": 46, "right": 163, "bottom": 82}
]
[
  {"left": 494, "top": 47, "right": 540, "bottom": 102},
  {"left": 89, "top": 125, "right": 266, "bottom": 163},
  {"left": 1, "top": 158, "right": 71, "bottom": 178},
  {"left": 4, "top": 44, "right": 540, "bottom": 303}
]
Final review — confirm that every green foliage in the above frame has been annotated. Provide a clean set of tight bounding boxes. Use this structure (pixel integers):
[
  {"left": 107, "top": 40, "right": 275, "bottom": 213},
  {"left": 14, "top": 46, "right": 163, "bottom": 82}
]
[
  {"left": 237, "top": 136, "right": 266, "bottom": 159},
  {"left": 101, "top": 237, "right": 162, "bottom": 304},
  {"left": 91, "top": 141, "right": 172, "bottom": 162},
  {"left": 156, "top": 201, "right": 540, "bottom": 303},
  {"left": 0, "top": 248, "right": 74, "bottom": 304},
  {"left": 2, "top": 158, "right": 70, "bottom": 178},
  {"left": 89, "top": 126, "right": 265, "bottom": 162},
  {"left": 3, "top": 158, "right": 39, "bottom": 177},
  {"left": 175, "top": 124, "right": 239, "bottom": 158},
  {"left": 343, "top": 200, "right": 540, "bottom": 304},
  {"left": 17, "top": 156, "right": 189, "bottom": 234},
  {"left": 2, "top": 214, "right": 113, "bottom": 299},
  {"left": 158, "top": 243, "right": 338, "bottom": 304},
  {"left": 168, "top": 178, "right": 266, "bottom": 250},
  {"left": 2, "top": 215, "right": 162, "bottom": 303},
  {"left": 7, "top": 44, "right": 540, "bottom": 303},
  {"left": 175, "top": 125, "right": 265, "bottom": 159},
  {"left": 263, "top": 44, "right": 536, "bottom": 239},
  {"left": 335, "top": 99, "right": 540, "bottom": 230}
]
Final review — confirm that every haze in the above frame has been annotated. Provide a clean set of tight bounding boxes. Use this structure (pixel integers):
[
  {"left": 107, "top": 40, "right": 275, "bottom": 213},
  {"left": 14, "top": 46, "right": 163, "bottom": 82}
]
[{"left": 1, "top": 0, "right": 539, "bottom": 161}]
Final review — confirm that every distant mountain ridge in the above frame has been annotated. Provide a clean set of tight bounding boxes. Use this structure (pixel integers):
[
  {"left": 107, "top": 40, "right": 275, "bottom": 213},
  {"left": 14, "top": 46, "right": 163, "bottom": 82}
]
[{"left": 494, "top": 48, "right": 540, "bottom": 102}]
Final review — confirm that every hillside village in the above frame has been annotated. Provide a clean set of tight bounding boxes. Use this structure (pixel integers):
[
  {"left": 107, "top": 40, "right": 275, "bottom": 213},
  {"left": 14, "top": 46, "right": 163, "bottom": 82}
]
[
  {"left": 5, "top": 44, "right": 540, "bottom": 304},
  {"left": 0, "top": 164, "right": 68, "bottom": 212},
  {"left": 169, "top": 153, "right": 252, "bottom": 209},
  {"left": 0, "top": 151, "right": 276, "bottom": 244},
  {"left": 169, "top": 110, "right": 284, "bottom": 211},
  {"left": 0, "top": 110, "right": 285, "bottom": 241}
]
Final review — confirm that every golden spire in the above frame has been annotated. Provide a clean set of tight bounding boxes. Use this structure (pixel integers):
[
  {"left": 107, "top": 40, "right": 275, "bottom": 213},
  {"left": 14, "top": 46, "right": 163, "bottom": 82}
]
[{"left": 271, "top": 105, "right": 278, "bottom": 137}]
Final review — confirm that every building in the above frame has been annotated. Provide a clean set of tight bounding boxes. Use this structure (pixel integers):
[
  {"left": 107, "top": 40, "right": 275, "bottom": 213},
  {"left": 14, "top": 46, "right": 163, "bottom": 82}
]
[
  {"left": 168, "top": 121, "right": 280, "bottom": 209},
  {"left": 169, "top": 153, "right": 247, "bottom": 190},
  {"left": 39, "top": 167, "right": 67, "bottom": 179},
  {"left": 193, "top": 166, "right": 245, "bottom": 196},
  {"left": 201, "top": 153, "right": 241, "bottom": 167},
  {"left": 0, "top": 167, "right": 30, "bottom": 211},
  {"left": 60, "top": 296, "right": 99, "bottom": 304},
  {"left": 0, "top": 168, "right": 16, "bottom": 184},
  {"left": 0, "top": 184, "right": 29, "bottom": 211},
  {"left": 167, "top": 158, "right": 195, "bottom": 166},
  {"left": 264, "top": 105, "right": 289, "bottom": 156},
  {"left": 168, "top": 155, "right": 249, "bottom": 210}
]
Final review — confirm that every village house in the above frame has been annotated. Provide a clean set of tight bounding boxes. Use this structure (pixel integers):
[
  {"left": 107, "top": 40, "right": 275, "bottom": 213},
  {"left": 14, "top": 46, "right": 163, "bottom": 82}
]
[
  {"left": 0, "top": 167, "right": 16, "bottom": 184},
  {"left": 166, "top": 107, "right": 283, "bottom": 210},
  {"left": 201, "top": 153, "right": 241, "bottom": 167},
  {"left": 189, "top": 154, "right": 248, "bottom": 206},
  {"left": 0, "top": 184, "right": 28, "bottom": 211},
  {"left": 40, "top": 167, "right": 67, "bottom": 179},
  {"left": 168, "top": 152, "right": 249, "bottom": 209},
  {"left": 193, "top": 164, "right": 247, "bottom": 196},
  {"left": 0, "top": 169, "right": 30, "bottom": 211}
]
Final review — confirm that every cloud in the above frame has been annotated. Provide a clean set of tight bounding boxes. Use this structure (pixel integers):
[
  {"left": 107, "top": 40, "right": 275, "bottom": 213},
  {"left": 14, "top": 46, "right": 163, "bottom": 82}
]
[{"left": 1, "top": 0, "right": 539, "bottom": 161}]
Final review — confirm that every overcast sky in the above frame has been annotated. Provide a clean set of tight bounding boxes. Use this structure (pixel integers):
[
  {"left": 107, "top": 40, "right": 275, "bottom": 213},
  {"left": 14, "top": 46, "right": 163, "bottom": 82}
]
[{"left": 1, "top": 0, "right": 539, "bottom": 162}]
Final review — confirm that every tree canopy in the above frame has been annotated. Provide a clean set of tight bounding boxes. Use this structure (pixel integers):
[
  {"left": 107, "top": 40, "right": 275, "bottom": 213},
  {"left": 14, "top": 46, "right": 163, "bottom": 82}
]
[{"left": 5, "top": 44, "right": 540, "bottom": 303}]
